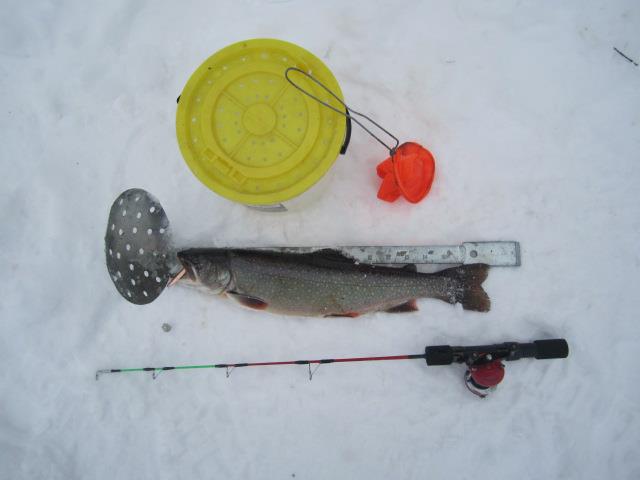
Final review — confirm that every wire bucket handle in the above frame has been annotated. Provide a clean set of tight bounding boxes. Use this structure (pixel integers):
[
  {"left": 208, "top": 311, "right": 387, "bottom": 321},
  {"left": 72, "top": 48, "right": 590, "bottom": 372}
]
[{"left": 285, "top": 67, "right": 400, "bottom": 157}]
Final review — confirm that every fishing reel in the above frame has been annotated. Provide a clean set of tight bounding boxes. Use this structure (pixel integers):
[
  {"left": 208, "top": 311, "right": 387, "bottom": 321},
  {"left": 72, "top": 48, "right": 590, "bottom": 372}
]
[{"left": 425, "top": 339, "right": 569, "bottom": 398}]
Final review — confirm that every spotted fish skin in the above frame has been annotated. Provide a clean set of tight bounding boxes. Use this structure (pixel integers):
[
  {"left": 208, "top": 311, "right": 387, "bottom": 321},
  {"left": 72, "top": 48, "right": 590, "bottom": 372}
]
[{"left": 177, "top": 249, "right": 490, "bottom": 316}]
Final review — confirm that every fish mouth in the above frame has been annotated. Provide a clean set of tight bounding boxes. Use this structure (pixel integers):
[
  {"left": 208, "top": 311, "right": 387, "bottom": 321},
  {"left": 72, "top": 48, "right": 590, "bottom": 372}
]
[{"left": 177, "top": 252, "right": 198, "bottom": 282}]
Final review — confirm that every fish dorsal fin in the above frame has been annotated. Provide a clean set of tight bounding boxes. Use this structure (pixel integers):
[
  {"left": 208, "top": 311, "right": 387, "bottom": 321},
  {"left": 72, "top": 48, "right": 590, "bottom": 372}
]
[{"left": 303, "top": 248, "right": 359, "bottom": 265}]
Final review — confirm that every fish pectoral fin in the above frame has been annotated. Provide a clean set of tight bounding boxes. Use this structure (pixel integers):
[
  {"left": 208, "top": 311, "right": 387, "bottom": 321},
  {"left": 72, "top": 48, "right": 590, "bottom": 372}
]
[
  {"left": 385, "top": 299, "right": 419, "bottom": 313},
  {"left": 228, "top": 292, "right": 268, "bottom": 310}
]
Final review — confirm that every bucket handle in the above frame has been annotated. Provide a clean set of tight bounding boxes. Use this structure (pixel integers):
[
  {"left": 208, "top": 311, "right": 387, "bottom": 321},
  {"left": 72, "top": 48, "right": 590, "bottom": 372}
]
[
  {"left": 340, "top": 107, "right": 352, "bottom": 155},
  {"left": 285, "top": 67, "right": 399, "bottom": 156}
]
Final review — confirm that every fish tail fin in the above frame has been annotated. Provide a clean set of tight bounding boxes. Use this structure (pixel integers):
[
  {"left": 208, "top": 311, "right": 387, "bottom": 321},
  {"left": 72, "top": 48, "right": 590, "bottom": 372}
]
[{"left": 436, "top": 264, "right": 490, "bottom": 312}]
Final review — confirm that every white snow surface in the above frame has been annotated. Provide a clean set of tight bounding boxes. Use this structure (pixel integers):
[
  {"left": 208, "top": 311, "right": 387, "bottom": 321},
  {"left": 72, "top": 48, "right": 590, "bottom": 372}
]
[{"left": 2, "top": 1, "right": 639, "bottom": 478}]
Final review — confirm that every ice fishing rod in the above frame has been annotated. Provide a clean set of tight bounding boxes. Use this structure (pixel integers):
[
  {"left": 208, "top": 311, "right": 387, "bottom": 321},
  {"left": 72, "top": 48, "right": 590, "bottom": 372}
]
[{"left": 96, "top": 339, "right": 569, "bottom": 397}]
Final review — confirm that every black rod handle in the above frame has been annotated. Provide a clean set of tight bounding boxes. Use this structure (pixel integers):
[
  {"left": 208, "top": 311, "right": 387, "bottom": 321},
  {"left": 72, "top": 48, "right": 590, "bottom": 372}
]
[
  {"left": 533, "top": 339, "right": 569, "bottom": 359},
  {"left": 424, "top": 345, "right": 454, "bottom": 365},
  {"left": 425, "top": 339, "right": 569, "bottom": 366}
]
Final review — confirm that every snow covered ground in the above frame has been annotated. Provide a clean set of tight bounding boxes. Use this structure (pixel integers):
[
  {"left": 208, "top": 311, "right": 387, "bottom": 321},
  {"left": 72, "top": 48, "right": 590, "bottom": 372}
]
[{"left": 2, "top": 0, "right": 639, "bottom": 478}]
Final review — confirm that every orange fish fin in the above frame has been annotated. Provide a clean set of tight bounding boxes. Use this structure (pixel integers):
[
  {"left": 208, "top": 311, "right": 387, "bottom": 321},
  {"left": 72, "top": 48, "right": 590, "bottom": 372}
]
[
  {"left": 228, "top": 292, "right": 268, "bottom": 310},
  {"left": 325, "top": 312, "right": 360, "bottom": 318},
  {"left": 385, "top": 299, "right": 419, "bottom": 313}
]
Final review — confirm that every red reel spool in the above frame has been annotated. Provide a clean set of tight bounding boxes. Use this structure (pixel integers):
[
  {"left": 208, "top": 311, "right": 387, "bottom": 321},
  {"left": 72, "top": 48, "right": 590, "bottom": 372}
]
[{"left": 469, "top": 360, "right": 505, "bottom": 389}]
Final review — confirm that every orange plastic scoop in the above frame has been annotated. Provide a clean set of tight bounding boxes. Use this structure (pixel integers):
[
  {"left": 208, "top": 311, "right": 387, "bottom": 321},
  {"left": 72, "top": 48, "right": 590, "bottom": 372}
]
[{"left": 376, "top": 142, "right": 435, "bottom": 203}]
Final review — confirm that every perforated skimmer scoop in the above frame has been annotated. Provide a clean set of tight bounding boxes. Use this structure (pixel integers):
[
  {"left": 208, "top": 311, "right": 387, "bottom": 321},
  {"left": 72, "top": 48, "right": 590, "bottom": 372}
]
[{"left": 105, "top": 189, "right": 181, "bottom": 305}]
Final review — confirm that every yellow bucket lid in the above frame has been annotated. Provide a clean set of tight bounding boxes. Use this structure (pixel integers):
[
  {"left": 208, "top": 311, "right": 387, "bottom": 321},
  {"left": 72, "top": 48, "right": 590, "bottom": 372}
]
[{"left": 176, "top": 39, "right": 347, "bottom": 205}]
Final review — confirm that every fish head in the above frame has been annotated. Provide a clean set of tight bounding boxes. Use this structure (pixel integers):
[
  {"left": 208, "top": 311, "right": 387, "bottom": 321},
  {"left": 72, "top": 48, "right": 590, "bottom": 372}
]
[{"left": 177, "top": 249, "right": 232, "bottom": 294}]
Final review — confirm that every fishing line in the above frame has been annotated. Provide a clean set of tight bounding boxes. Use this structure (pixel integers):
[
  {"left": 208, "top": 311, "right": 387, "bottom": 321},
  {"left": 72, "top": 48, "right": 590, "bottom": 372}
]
[{"left": 308, "top": 363, "right": 321, "bottom": 380}]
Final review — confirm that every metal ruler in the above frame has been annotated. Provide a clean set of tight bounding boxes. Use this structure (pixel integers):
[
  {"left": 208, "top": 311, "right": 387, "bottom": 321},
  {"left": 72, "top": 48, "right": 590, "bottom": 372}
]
[{"left": 257, "top": 241, "right": 521, "bottom": 267}]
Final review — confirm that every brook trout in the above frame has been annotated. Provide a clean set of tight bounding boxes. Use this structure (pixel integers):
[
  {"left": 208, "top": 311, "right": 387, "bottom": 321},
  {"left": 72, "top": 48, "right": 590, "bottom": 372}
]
[{"left": 177, "top": 248, "right": 490, "bottom": 316}]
